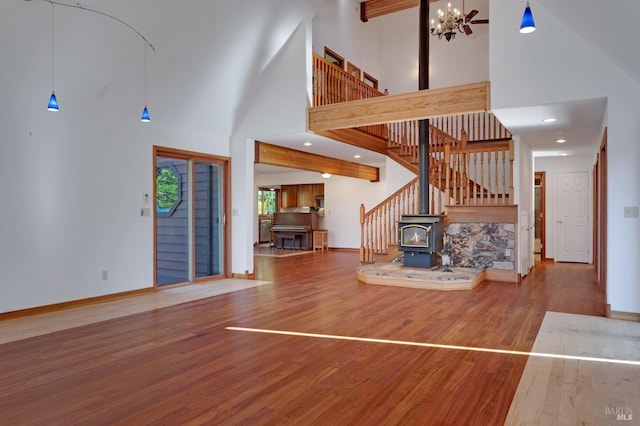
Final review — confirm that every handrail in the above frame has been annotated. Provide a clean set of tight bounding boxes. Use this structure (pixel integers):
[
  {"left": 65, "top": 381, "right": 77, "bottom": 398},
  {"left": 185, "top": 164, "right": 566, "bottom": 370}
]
[
  {"left": 360, "top": 178, "right": 419, "bottom": 263},
  {"left": 359, "top": 140, "right": 514, "bottom": 263},
  {"left": 313, "top": 53, "right": 385, "bottom": 105},
  {"left": 309, "top": 55, "right": 515, "bottom": 261}
]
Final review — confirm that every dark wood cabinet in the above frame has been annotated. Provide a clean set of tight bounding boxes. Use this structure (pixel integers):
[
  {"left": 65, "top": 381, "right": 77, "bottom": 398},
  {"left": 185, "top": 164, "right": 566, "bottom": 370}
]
[{"left": 280, "top": 184, "right": 324, "bottom": 208}]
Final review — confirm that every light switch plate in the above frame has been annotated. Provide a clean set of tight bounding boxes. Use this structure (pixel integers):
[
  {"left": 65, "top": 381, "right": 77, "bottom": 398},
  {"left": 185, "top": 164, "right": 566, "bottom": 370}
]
[{"left": 624, "top": 206, "right": 638, "bottom": 218}]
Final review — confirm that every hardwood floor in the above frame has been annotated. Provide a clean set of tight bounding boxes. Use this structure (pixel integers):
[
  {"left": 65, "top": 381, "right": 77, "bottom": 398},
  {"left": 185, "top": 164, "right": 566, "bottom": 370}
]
[{"left": 0, "top": 253, "right": 606, "bottom": 425}]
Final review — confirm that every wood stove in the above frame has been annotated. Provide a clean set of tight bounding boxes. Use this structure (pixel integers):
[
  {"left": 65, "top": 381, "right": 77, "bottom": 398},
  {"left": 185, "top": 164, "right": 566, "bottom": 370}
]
[{"left": 398, "top": 214, "right": 444, "bottom": 268}]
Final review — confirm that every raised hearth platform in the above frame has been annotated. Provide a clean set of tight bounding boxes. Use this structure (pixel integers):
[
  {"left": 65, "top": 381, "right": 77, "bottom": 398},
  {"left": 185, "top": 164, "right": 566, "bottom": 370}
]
[{"left": 357, "top": 262, "right": 485, "bottom": 291}]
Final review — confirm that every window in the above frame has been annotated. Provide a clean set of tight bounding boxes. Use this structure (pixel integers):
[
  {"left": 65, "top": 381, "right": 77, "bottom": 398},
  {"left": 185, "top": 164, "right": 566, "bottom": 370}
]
[
  {"left": 324, "top": 47, "right": 344, "bottom": 69},
  {"left": 156, "top": 162, "right": 182, "bottom": 216},
  {"left": 347, "top": 62, "right": 361, "bottom": 79},
  {"left": 363, "top": 72, "right": 378, "bottom": 89},
  {"left": 257, "top": 189, "right": 277, "bottom": 215}
]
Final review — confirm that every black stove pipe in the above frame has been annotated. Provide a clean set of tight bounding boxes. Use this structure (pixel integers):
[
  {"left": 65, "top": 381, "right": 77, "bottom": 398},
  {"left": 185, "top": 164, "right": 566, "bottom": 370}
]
[{"left": 418, "top": 0, "right": 430, "bottom": 215}]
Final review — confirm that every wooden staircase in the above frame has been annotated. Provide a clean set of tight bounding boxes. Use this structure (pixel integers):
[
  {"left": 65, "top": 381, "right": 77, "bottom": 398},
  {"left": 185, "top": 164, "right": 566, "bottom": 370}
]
[{"left": 311, "top": 53, "right": 515, "bottom": 263}]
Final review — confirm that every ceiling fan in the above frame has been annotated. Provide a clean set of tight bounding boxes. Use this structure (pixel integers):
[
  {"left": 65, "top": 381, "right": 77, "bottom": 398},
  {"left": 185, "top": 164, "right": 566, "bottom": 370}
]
[{"left": 461, "top": 1, "right": 489, "bottom": 35}]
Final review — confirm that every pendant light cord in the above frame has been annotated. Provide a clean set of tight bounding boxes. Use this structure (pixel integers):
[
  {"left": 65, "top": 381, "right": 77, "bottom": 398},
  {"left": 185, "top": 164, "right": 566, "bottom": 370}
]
[
  {"left": 43, "top": 0, "right": 155, "bottom": 52},
  {"left": 51, "top": 2, "right": 55, "bottom": 90},
  {"left": 144, "top": 43, "right": 148, "bottom": 105}
]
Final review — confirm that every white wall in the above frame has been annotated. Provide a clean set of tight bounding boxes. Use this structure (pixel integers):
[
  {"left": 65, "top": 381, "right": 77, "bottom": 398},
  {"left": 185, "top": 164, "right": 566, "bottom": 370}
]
[
  {"left": 514, "top": 137, "right": 535, "bottom": 275},
  {"left": 491, "top": 0, "right": 640, "bottom": 313},
  {"left": 0, "top": 0, "right": 324, "bottom": 313},
  {"left": 313, "top": 0, "right": 382, "bottom": 82},
  {"left": 377, "top": 0, "right": 490, "bottom": 93},
  {"left": 313, "top": 0, "right": 489, "bottom": 95}
]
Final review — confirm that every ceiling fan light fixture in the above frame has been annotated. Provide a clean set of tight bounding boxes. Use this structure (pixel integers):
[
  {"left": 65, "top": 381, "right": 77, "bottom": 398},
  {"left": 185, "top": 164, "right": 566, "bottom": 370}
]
[{"left": 431, "top": 2, "right": 487, "bottom": 41}]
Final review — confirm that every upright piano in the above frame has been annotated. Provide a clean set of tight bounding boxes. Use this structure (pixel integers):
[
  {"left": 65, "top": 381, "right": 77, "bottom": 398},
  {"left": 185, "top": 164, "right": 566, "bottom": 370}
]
[{"left": 270, "top": 212, "right": 318, "bottom": 250}]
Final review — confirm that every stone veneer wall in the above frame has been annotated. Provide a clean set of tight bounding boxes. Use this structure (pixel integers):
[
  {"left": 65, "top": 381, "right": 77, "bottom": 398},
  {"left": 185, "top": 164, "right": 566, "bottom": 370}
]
[{"left": 444, "top": 223, "right": 516, "bottom": 271}]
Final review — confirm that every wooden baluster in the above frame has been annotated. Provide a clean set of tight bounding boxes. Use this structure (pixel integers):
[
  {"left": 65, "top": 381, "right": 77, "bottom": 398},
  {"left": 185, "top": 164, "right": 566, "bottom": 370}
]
[
  {"left": 471, "top": 151, "right": 476, "bottom": 205},
  {"left": 480, "top": 151, "right": 485, "bottom": 205},
  {"left": 444, "top": 144, "right": 451, "bottom": 207},
  {"left": 360, "top": 204, "right": 365, "bottom": 262},
  {"left": 492, "top": 151, "right": 500, "bottom": 205},
  {"left": 509, "top": 140, "right": 514, "bottom": 204},
  {"left": 501, "top": 149, "right": 507, "bottom": 205},
  {"left": 383, "top": 203, "right": 388, "bottom": 253}
]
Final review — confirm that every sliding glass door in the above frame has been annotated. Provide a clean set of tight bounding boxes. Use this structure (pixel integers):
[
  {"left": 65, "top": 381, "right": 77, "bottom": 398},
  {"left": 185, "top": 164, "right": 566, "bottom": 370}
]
[
  {"left": 194, "top": 162, "right": 224, "bottom": 278},
  {"left": 154, "top": 148, "right": 229, "bottom": 287}
]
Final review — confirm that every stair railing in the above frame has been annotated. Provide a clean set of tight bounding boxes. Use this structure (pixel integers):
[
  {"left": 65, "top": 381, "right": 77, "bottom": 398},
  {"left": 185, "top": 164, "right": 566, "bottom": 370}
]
[{"left": 360, "top": 178, "right": 419, "bottom": 263}]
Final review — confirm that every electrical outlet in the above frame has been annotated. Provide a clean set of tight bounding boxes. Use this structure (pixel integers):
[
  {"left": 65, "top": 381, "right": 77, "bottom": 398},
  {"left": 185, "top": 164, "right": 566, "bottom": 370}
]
[{"left": 102, "top": 270, "right": 108, "bottom": 280}]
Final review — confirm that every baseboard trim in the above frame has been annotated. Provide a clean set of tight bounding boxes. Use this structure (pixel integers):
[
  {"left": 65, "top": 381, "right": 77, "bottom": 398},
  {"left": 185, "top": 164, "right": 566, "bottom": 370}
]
[
  {"left": 0, "top": 288, "right": 154, "bottom": 321},
  {"left": 606, "top": 304, "right": 640, "bottom": 322},
  {"left": 485, "top": 269, "right": 518, "bottom": 283},
  {"left": 329, "top": 247, "right": 358, "bottom": 252},
  {"left": 232, "top": 271, "right": 255, "bottom": 279}
]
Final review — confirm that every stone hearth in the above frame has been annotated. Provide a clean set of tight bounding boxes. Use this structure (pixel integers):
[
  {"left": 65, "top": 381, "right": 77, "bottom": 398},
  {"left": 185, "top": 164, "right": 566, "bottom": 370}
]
[{"left": 357, "top": 262, "right": 484, "bottom": 291}]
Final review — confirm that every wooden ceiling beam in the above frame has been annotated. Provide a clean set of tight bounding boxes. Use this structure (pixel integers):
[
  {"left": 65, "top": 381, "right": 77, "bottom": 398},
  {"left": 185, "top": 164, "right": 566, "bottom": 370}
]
[
  {"left": 360, "top": 0, "right": 438, "bottom": 22},
  {"left": 308, "top": 82, "right": 490, "bottom": 132},
  {"left": 313, "top": 128, "right": 388, "bottom": 155},
  {"left": 255, "top": 141, "right": 380, "bottom": 182}
]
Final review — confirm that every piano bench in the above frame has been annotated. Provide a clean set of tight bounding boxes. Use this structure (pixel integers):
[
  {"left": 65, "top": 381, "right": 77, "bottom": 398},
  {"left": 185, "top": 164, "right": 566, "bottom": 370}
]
[{"left": 276, "top": 234, "right": 302, "bottom": 250}]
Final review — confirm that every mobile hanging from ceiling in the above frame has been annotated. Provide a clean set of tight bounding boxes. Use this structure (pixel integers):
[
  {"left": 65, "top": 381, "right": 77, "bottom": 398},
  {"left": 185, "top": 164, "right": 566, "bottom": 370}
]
[{"left": 28, "top": 0, "right": 156, "bottom": 122}]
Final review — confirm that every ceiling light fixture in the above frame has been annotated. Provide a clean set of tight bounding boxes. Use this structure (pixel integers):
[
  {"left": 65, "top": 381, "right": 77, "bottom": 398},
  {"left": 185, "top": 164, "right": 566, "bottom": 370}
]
[
  {"left": 556, "top": 139, "right": 567, "bottom": 143},
  {"left": 47, "top": 2, "right": 59, "bottom": 111},
  {"left": 321, "top": 173, "right": 331, "bottom": 179},
  {"left": 430, "top": 2, "right": 464, "bottom": 41},
  {"left": 430, "top": 1, "right": 487, "bottom": 41},
  {"left": 304, "top": 142, "right": 312, "bottom": 146},
  {"left": 543, "top": 118, "right": 557, "bottom": 123},
  {"left": 519, "top": 1, "right": 536, "bottom": 34},
  {"left": 354, "top": 154, "right": 361, "bottom": 159}
]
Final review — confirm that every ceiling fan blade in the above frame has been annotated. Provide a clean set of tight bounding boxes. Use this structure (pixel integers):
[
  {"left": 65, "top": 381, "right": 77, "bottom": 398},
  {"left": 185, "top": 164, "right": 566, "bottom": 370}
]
[
  {"left": 465, "top": 9, "right": 478, "bottom": 22},
  {"left": 464, "top": 25, "right": 473, "bottom": 35},
  {"left": 470, "top": 19, "right": 489, "bottom": 24}
]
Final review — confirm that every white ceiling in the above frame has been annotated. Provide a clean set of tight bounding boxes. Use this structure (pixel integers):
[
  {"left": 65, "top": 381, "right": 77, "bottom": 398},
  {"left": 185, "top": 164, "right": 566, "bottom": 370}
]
[{"left": 493, "top": 97, "right": 607, "bottom": 158}]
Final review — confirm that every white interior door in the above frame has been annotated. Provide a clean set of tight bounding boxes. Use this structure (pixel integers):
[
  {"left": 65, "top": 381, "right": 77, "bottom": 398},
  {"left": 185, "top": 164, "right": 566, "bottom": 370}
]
[{"left": 557, "top": 171, "right": 591, "bottom": 263}]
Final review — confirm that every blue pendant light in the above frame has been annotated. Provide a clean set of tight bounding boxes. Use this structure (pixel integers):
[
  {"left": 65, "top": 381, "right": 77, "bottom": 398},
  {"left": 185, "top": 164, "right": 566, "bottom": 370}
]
[
  {"left": 140, "top": 43, "right": 150, "bottom": 123},
  {"left": 520, "top": 1, "right": 536, "bottom": 33},
  {"left": 48, "top": 91, "right": 59, "bottom": 111},
  {"left": 141, "top": 106, "right": 150, "bottom": 122},
  {"left": 48, "top": 3, "right": 60, "bottom": 111}
]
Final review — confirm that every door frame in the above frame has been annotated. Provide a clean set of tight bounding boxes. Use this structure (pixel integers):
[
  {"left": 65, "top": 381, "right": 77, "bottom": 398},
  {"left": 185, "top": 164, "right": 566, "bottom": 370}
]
[
  {"left": 153, "top": 146, "right": 231, "bottom": 287},
  {"left": 534, "top": 171, "right": 546, "bottom": 261},
  {"left": 596, "top": 129, "right": 607, "bottom": 295}
]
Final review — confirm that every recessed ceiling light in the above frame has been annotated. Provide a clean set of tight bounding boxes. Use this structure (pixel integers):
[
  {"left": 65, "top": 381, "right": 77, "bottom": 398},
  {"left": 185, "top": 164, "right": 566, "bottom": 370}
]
[
  {"left": 561, "top": 153, "right": 568, "bottom": 156},
  {"left": 556, "top": 139, "right": 567, "bottom": 143},
  {"left": 304, "top": 142, "right": 312, "bottom": 146},
  {"left": 543, "top": 118, "right": 557, "bottom": 123},
  {"left": 354, "top": 154, "right": 361, "bottom": 159}
]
